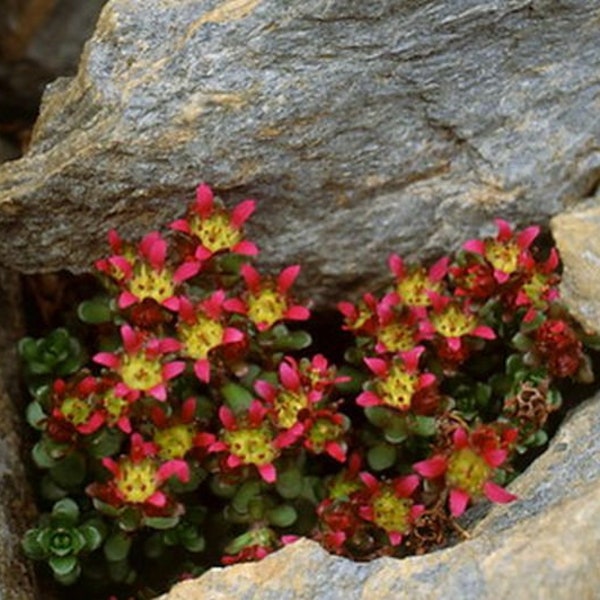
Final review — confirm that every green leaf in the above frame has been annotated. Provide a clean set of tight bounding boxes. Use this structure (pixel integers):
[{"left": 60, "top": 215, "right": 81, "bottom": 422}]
[
  {"left": 85, "top": 428, "right": 124, "bottom": 458},
  {"left": 50, "top": 452, "right": 86, "bottom": 488},
  {"left": 22, "top": 529, "right": 47, "bottom": 560},
  {"left": 182, "top": 535, "right": 205, "bottom": 553},
  {"left": 103, "top": 532, "right": 132, "bottom": 562},
  {"left": 143, "top": 515, "right": 181, "bottom": 530},
  {"left": 49, "top": 554, "right": 78, "bottom": 577},
  {"left": 26, "top": 401, "right": 47, "bottom": 430},
  {"left": 511, "top": 332, "right": 533, "bottom": 352},
  {"left": 143, "top": 534, "right": 164, "bottom": 559},
  {"left": 266, "top": 504, "right": 298, "bottom": 528},
  {"left": 272, "top": 330, "right": 312, "bottom": 351},
  {"left": 209, "top": 475, "right": 239, "bottom": 498},
  {"left": 221, "top": 382, "right": 254, "bottom": 414},
  {"left": 79, "top": 521, "right": 106, "bottom": 552},
  {"left": 232, "top": 481, "right": 262, "bottom": 514},
  {"left": 364, "top": 406, "right": 393, "bottom": 428},
  {"left": 275, "top": 468, "right": 304, "bottom": 500},
  {"left": 51, "top": 498, "right": 80, "bottom": 525},
  {"left": 40, "top": 475, "right": 68, "bottom": 501},
  {"left": 32, "top": 441, "right": 59, "bottom": 469},
  {"left": 410, "top": 415, "right": 437, "bottom": 437},
  {"left": 54, "top": 563, "right": 81, "bottom": 586},
  {"left": 506, "top": 353, "right": 525, "bottom": 377},
  {"left": 77, "top": 297, "right": 113, "bottom": 324},
  {"left": 367, "top": 444, "right": 396, "bottom": 471},
  {"left": 335, "top": 366, "right": 368, "bottom": 394}
]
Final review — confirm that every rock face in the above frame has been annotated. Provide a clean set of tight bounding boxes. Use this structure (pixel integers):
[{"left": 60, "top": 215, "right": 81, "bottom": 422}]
[
  {"left": 0, "top": 0, "right": 599, "bottom": 306},
  {"left": 159, "top": 391, "right": 600, "bottom": 600}
]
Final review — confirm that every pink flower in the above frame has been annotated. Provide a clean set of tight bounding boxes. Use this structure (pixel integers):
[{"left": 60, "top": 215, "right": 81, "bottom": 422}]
[
  {"left": 93, "top": 325, "right": 185, "bottom": 402},
  {"left": 414, "top": 427, "right": 517, "bottom": 517},
  {"left": 238, "top": 264, "right": 310, "bottom": 331},
  {"left": 170, "top": 183, "right": 258, "bottom": 259}
]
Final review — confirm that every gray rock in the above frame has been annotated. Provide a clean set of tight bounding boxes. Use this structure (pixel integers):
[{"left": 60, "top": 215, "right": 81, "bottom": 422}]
[
  {"left": 158, "top": 393, "right": 600, "bottom": 600},
  {"left": 0, "top": 0, "right": 108, "bottom": 117},
  {"left": 0, "top": 0, "right": 599, "bottom": 307}
]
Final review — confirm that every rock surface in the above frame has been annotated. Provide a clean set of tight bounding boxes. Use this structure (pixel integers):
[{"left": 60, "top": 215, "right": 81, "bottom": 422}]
[
  {"left": 0, "top": 0, "right": 599, "bottom": 306},
  {"left": 159, "top": 391, "right": 600, "bottom": 600}
]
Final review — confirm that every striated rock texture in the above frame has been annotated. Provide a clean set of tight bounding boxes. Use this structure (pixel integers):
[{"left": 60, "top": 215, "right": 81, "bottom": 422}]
[
  {"left": 0, "top": 0, "right": 599, "bottom": 306},
  {"left": 0, "top": 268, "right": 38, "bottom": 600},
  {"left": 159, "top": 392, "right": 600, "bottom": 600},
  {"left": 551, "top": 202, "right": 600, "bottom": 334}
]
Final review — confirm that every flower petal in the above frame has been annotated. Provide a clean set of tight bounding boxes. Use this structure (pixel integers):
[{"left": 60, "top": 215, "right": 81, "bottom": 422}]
[
  {"left": 413, "top": 455, "right": 447, "bottom": 478},
  {"left": 231, "top": 199, "right": 256, "bottom": 227},
  {"left": 449, "top": 488, "right": 470, "bottom": 517},
  {"left": 483, "top": 481, "right": 517, "bottom": 504},
  {"left": 257, "top": 462, "right": 277, "bottom": 484}
]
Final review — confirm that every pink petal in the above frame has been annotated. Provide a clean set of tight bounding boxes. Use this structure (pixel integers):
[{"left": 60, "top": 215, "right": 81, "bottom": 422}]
[
  {"left": 194, "top": 431, "right": 216, "bottom": 447},
  {"left": 222, "top": 297, "right": 246, "bottom": 314},
  {"left": 278, "top": 265, "right": 301, "bottom": 293},
  {"left": 121, "top": 325, "right": 139, "bottom": 353},
  {"left": 219, "top": 405, "right": 236, "bottom": 429},
  {"left": 494, "top": 218, "right": 513, "bottom": 241},
  {"left": 447, "top": 336, "right": 462, "bottom": 352},
  {"left": 149, "top": 384, "right": 168, "bottom": 402},
  {"left": 280, "top": 360, "right": 301, "bottom": 390},
  {"left": 118, "top": 291, "right": 138, "bottom": 309},
  {"left": 226, "top": 454, "right": 243, "bottom": 468},
  {"left": 356, "top": 391, "right": 381, "bottom": 407},
  {"left": 248, "top": 399, "right": 267, "bottom": 426},
  {"left": 231, "top": 199, "right": 256, "bottom": 227},
  {"left": 157, "top": 459, "right": 190, "bottom": 483},
  {"left": 517, "top": 225, "right": 540, "bottom": 250},
  {"left": 108, "top": 255, "right": 133, "bottom": 278},
  {"left": 159, "top": 337, "right": 182, "bottom": 354},
  {"left": 419, "top": 372, "right": 437, "bottom": 388},
  {"left": 463, "top": 239, "right": 486, "bottom": 255},
  {"left": 285, "top": 305, "right": 310, "bottom": 321},
  {"left": 483, "top": 481, "right": 517, "bottom": 504},
  {"left": 169, "top": 218, "right": 191, "bottom": 234},
  {"left": 394, "top": 474, "right": 420, "bottom": 498},
  {"left": 233, "top": 240, "right": 259, "bottom": 256},
  {"left": 401, "top": 346, "right": 425, "bottom": 372},
  {"left": 181, "top": 397, "right": 197, "bottom": 422},
  {"left": 195, "top": 183, "right": 214, "bottom": 217},
  {"left": 325, "top": 441, "right": 347, "bottom": 462},
  {"left": 118, "top": 417, "right": 132, "bottom": 434},
  {"left": 223, "top": 327, "right": 244, "bottom": 344},
  {"left": 472, "top": 325, "right": 496, "bottom": 340},
  {"left": 194, "top": 245, "right": 213, "bottom": 261},
  {"left": 93, "top": 352, "right": 120, "bottom": 369},
  {"left": 147, "top": 236, "right": 167, "bottom": 270},
  {"left": 388, "top": 531, "right": 403, "bottom": 546},
  {"left": 101, "top": 457, "right": 119, "bottom": 476},
  {"left": 77, "top": 412, "right": 105, "bottom": 435},
  {"left": 483, "top": 448, "right": 508, "bottom": 469},
  {"left": 162, "top": 361, "right": 186, "bottom": 380},
  {"left": 254, "top": 380, "right": 276, "bottom": 401},
  {"left": 174, "top": 261, "right": 201, "bottom": 283},
  {"left": 452, "top": 428, "right": 469, "bottom": 449},
  {"left": 240, "top": 263, "right": 261, "bottom": 292},
  {"left": 107, "top": 229, "right": 122, "bottom": 253},
  {"left": 146, "top": 491, "right": 167, "bottom": 508},
  {"left": 388, "top": 253, "right": 404, "bottom": 277},
  {"left": 162, "top": 296, "right": 181, "bottom": 311},
  {"left": 493, "top": 269, "right": 511, "bottom": 284},
  {"left": 257, "top": 462, "right": 277, "bottom": 484},
  {"left": 359, "top": 471, "right": 379, "bottom": 490},
  {"left": 337, "top": 301, "right": 356, "bottom": 319},
  {"left": 449, "top": 488, "right": 470, "bottom": 517},
  {"left": 364, "top": 357, "right": 388, "bottom": 377},
  {"left": 411, "top": 504, "right": 426, "bottom": 521},
  {"left": 275, "top": 423, "right": 303, "bottom": 448},
  {"left": 429, "top": 255, "right": 449, "bottom": 281},
  {"left": 193, "top": 359, "right": 211, "bottom": 383},
  {"left": 413, "top": 455, "right": 448, "bottom": 478}
]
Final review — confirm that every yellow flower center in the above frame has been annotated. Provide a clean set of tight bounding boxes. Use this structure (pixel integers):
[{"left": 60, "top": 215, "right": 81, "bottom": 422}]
[
  {"left": 372, "top": 488, "right": 412, "bottom": 534},
  {"left": 154, "top": 424, "right": 194, "bottom": 460},
  {"left": 120, "top": 352, "right": 163, "bottom": 391},
  {"left": 307, "top": 418, "right": 342, "bottom": 453},
  {"left": 247, "top": 288, "right": 287, "bottom": 329},
  {"left": 521, "top": 272, "right": 550, "bottom": 307},
  {"left": 397, "top": 269, "right": 441, "bottom": 307},
  {"left": 430, "top": 304, "right": 477, "bottom": 338},
  {"left": 377, "top": 322, "right": 415, "bottom": 353},
  {"left": 446, "top": 447, "right": 491, "bottom": 497},
  {"left": 60, "top": 397, "right": 93, "bottom": 426},
  {"left": 328, "top": 476, "right": 362, "bottom": 501},
  {"left": 376, "top": 363, "right": 418, "bottom": 411},
  {"left": 179, "top": 316, "right": 224, "bottom": 360},
  {"left": 224, "top": 427, "right": 278, "bottom": 466},
  {"left": 116, "top": 458, "right": 159, "bottom": 503},
  {"left": 129, "top": 263, "right": 175, "bottom": 303},
  {"left": 102, "top": 390, "right": 129, "bottom": 424},
  {"left": 190, "top": 212, "right": 241, "bottom": 253},
  {"left": 273, "top": 390, "right": 308, "bottom": 429},
  {"left": 485, "top": 240, "right": 519, "bottom": 274}
]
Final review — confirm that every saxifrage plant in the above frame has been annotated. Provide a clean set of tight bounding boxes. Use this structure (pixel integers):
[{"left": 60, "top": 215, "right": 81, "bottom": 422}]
[{"left": 19, "top": 184, "right": 599, "bottom": 598}]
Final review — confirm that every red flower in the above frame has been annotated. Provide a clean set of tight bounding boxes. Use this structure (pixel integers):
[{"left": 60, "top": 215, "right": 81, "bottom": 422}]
[
  {"left": 463, "top": 219, "right": 539, "bottom": 284},
  {"left": 93, "top": 325, "right": 185, "bottom": 402},
  {"left": 170, "top": 183, "right": 258, "bottom": 259},
  {"left": 338, "top": 293, "right": 379, "bottom": 337},
  {"left": 357, "top": 472, "right": 425, "bottom": 546},
  {"left": 209, "top": 401, "right": 295, "bottom": 483},
  {"left": 176, "top": 291, "right": 245, "bottom": 383},
  {"left": 534, "top": 318, "right": 583, "bottom": 378},
  {"left": 87, "top": 433, "right": 189, "bottom": 517},
  {"left": 96, "top": 231, "right": 200, "bottom": 313},
  {"left": 414, "top": 427, "right": 517, "bottom": 517},
  {"left": 357, "top": 346, "right": 436, "bottom": 412},
  {"left": 238, "top": 264, "right": 310, "bottom": 331}
]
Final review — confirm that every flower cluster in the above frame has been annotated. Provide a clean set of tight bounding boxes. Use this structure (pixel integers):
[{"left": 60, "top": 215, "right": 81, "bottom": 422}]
[{"left": 19, "top": 195, "right": 598, "bottom": 598}]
